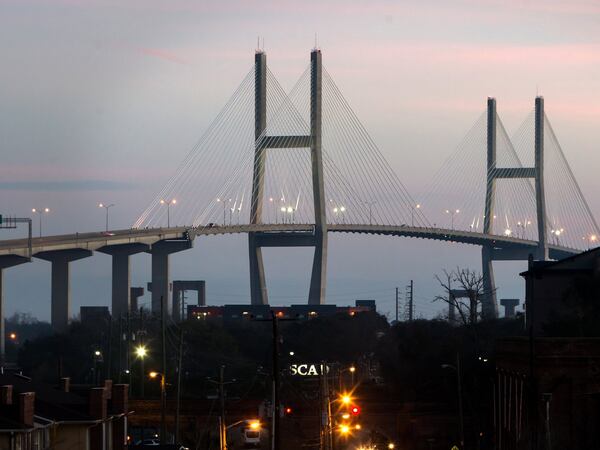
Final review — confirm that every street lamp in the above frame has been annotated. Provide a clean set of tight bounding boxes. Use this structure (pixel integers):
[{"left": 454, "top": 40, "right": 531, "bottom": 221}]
[
  {"left": 98, "top": 203, "right": 114, "bottom": 232},
  {"left": 445, "top": 209, "right": 460, "bottom": 230},
  {"left": 149, "top": 371, "right": 167, "bottom": 444},
  {"left": 363, "top": 201, "right": 377, "bottom": 225},
  {"left": 339, "top": 366, "right": 356, "bottom": 390},
  {"left": 31, "top": 208, "right": 50, "bottom": 238},
  {"left": 412, "top": 203, "right": 421, "bottom": 227},
  {"left": 442, "top": 355, "right": 464, "bottom": 449},
  {"left": 92, "top": 350, "right": 103, "bottom": 386},
  {"left": 135, "top": 345, "right": 147, "bottom": 398},
  {"left": 160, "top": 199, "right": 177, "bottom": 228},
  {"left": 217, "top": 198, "right": 231, "bottom": 225}
]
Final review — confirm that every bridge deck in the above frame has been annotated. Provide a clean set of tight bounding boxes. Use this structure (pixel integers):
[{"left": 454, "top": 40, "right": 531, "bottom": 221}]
[{"left": 0, "top": 223, "right": 578, "bottom": 260}]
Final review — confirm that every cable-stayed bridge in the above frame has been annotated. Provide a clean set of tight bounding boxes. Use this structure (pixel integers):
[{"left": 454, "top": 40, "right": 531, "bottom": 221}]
[{"left": 0, "top": 48, "right": 597, "bottom": 344}]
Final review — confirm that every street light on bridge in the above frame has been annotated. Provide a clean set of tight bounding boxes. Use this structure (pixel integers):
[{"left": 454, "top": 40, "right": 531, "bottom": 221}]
[
  {"left": 445, "top": 209, "right": 460, "bottom": 230},
  {"left": 31, "top": 207, "right": 50, "bottom": 238},
  {"left": 98, "top": 203, "right": 114, "bottom": 232},
  {"left": 160, "top": 199, "right": 177, "bottom": 227},
  {"left": 412, "top": 203, "right": 421, "bottom": 227}
]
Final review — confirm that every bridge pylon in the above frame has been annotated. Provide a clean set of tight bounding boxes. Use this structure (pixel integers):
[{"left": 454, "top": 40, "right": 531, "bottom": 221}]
[
  {"left": 482, "top": 96, "right": 548, "bottom": 318},
  {"left": 248, "top": 49, "right": 327, "bottom": 305}
]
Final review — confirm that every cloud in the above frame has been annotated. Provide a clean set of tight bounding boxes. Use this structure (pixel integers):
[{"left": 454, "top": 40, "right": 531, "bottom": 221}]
[{"left": 0, "top": 180, "right": 135, "bottom": 191}]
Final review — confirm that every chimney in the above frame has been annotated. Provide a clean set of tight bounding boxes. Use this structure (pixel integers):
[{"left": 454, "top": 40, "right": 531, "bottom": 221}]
[
  {"left": 89, "top": 387, "right": 107, "bottom": 420},
  {"left": 111, "top": 384, "right": 129, "bottom": 415},
  {"left": 1, "top": 385, "right": 13, "bottom": 405},
  {"left": 18, "top": 392, "right": 35, "bottom": 427},
  {"left": 104, "top": 380, "right": 113, "bottom": 400},
  {"left": 60, "top": 377, "right": 70, "bottom": 393}
]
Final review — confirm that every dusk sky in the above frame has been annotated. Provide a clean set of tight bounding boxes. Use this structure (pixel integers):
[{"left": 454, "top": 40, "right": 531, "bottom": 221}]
[{"left": 1, "top": 0, "right": 600, "bottom": 320}]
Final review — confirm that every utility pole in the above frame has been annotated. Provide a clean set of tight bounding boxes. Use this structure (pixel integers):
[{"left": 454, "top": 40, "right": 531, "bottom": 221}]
[
  {"left": 175, "top": 329, "right": 184, "bottom": 445},
  {"left": 126, "top": 310, "right": 131, "bottom": 395},
  {"left": 405, "top": 280, "right": 414, "bottom": 321},
  {"left": 271, "top": 310, "right": 281, "bottom": 450},
  {"left": 139, "top": 307, "right": 145, "bottom": 399},
  {"left": 160, "top": 297, "right": 167, "bottom": 445},
  {"left": 395, "top": 287, "right": 399, "bottom": 322},
  {"left": 118, "top": 314, "right": 123, "bottom": 383},
  {"left": 219, "top": 366, "right": 227, "bottom": 450}
]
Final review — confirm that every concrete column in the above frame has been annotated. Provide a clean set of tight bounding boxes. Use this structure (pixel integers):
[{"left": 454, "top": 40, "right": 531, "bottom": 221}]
[
  {"left": 481, "top": 245, "right": 498, "bottom": 319},
  {"left": 535, "top": 96, "right": 548, "bottom": 260},
  {"left": 500, "top": 299, "right": 520, "bottom": 318},
  {"left": 249, "top": 50, "right": 269, "bottom": 305},
  {"left": 130, "top": 287, "right": 144, "bottom": 312},
  {"left": 98, "top": 244, "right": 148, "bottom": 320},
  {"left": 308, "top": 48, "right": 328, "bottom": 305},
  {"left": 484, "top": 97, "right": 497, "bottom": 236},
  {"left": 36, "top": 249, "right": 92, "bottom": 333},
  {"left": 148, "top": 240, "right": 191, "bottom": 317}
]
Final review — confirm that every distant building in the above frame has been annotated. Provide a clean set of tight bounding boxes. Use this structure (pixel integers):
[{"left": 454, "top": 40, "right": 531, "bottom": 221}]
[
  {"left": 188, "top": 300, "right": 376, "bottom": 321},
  {"left": 0, "top": 374, "right": 130, "bottom": 450}
]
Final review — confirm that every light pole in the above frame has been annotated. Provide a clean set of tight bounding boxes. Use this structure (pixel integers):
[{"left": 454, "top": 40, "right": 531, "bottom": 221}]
[
  {"left": 31, "top": 207, "right": 50, "bottom": 237},
  {"left": 339, "top": 365, "right": 356, "bottom": 391},
  {"left": 160, "top": 199, "right": 177, "bottom": 228},
  {"left": 412, "top": 203, "right": 421, "bottom": 227},
  {"left": 98, "top": 203, "right": 114, "bottom": 232},
  {"left": 442, "top": 354, "right": 464, "bottom": 449},
  {"left": 445, "top": 209, "right": 460, "bottom": 230},
  {"left": 149, "top": 371, "right": 167, "bottom": 444},
  {"left": 93, "top": 350, "right": 103, "bottom": 385},
  {"left": 363, "top": 201, "right": 377, "bottom": 225},
  {"left": 286, "top": 206, "right": 294, "bottom": 224},
  {"left": 135, "top": 345, "right": 147, "bottom": 398},
  {"left": 216, "top": 198, "right": 231, "bottom": 226}
]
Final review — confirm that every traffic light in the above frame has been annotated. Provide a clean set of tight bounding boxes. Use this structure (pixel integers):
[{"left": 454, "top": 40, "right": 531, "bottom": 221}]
[
  {"left": 284, "top": 406, "right": 293, "bottom": 415},
  {"left": 350, "top": 405, "right": 360, "bottom": 416}
]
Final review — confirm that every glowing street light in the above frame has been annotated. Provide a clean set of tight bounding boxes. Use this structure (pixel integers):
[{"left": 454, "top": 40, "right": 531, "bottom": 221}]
[
  {"left": 412, "top": 203, "right": 421, "bottom": 226},
  {"left": 217, "top": 198, "right": 231, "bottom": 225},
  {"left": 340, "top": 393, "right": 352, "bottom": 405},
  {"left": 9, "top": 332, "right": 17, "bottom": 341},
  {"left": 339, "top": 424, "right": 350, "bottom": 435},
  {"left": 445, "top": 209, "right": 460, "bottom": 230},
  {"left": 135, "top": 345, "right": 147, "bottom": 358},
  {"left": 160, "top": 199, "right": 177, "bottom": 228},
  {"left": 31, "top": 207, "right": 50, "bottom": 237},
  {"left": 98, "top": 203, "right": 115, "bottom": 232},
  {"left": 504, "top": 228, "right": 512, "bottom": 236}
]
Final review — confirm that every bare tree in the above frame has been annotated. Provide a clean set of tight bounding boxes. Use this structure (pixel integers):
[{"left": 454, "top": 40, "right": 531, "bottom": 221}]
[{"left": 434, "top": 267, "right": 488, "bottom": 326}]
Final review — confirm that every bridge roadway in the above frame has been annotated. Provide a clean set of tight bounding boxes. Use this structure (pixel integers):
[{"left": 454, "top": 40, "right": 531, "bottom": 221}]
[
  {"left": 0, "top": 223, "right": 577, "bottom": 260},
  {"left": 0, "top": 223, "right": 578, "bottom": 342}
]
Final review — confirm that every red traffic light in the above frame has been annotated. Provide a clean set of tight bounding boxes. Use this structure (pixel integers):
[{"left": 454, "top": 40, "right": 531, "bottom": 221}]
[{"left": 351, "top": 405, "right": 360, "bottom": 416}]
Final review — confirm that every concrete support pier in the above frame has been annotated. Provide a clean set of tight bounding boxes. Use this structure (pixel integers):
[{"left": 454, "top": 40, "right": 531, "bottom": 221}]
[
  {"left": 130, "top": 287, "right": 144, "bottom": 312},
  {"left": 481, "top": 245, "right": 498, "bottom": 319},
  {"left": 172, "top": 280, "right": 206, "bottom": 322},
  {"left": 36, "top": 249, "right": 92, "bottom": 333},
  {"left": 0, "top": 256, "right": 29, "bottom": 365},
  {"left": 98, "top": 244, "right": 149, "bottom": 320},
  {"left": 148, "top": 240, "right": 191, "bottom": 317}
]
